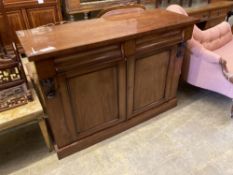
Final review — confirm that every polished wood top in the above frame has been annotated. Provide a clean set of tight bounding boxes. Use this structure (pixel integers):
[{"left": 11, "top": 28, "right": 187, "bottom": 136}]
[
  {"left": 17, "top": 9, "right": 197, "bottom": 61},
  {"left": 186, "top": 1, "right": 233, "bottom": 14}
]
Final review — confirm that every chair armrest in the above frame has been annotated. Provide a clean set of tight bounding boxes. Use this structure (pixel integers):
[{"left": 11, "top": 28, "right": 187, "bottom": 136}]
[
  {"left": 203, "top": 22, "right": 231, "bottom": 36},
  {"left": 188, "top": 39, "right": 221, "bottom": 63},
  {"left": 200, "top": 48, "right": 221, "bottom": 63}
]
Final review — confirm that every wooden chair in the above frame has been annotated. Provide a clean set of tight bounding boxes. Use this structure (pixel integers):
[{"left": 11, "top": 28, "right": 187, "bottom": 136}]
[
  {"left": 97, "top": 4, "right": 145, "bottom": 17},
  {"left": 0, "top": 43, "right": 32, "bottom": 111}
]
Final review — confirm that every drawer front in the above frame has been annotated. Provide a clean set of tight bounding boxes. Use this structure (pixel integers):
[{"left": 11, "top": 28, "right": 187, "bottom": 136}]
[
  {"left": 135, "top": 30, "right": 183, "bottom": 56},
  {"left": 210, "top": 8, "right": 229, "bottom": 18},
  {"left": 55, "top": 45, "right": 123, "bottom": 73},
  {"left": 191, "top": 11, "right": 209, "bottom": 21}
]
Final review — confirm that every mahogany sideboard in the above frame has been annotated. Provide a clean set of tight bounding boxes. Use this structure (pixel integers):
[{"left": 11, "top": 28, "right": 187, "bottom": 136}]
[
  {"left": 186, "top": 1, "right": 233, "bottom": 29},
  {"left": 17, "top": 9, "right": 197, "bottom": 159},
  {"left": 0, "top": 0, "right": 62, "bottom": 50}
]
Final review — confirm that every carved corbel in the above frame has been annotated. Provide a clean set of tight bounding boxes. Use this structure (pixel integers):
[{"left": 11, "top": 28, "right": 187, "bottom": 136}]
[{"left": 220, "top": 58, "right": 233, "bottom": 83}]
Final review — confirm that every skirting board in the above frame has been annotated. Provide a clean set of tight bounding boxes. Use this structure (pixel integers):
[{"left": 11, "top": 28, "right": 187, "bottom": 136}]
[{"left": 55, "top": 98, "right": 177, "bottom": 159}]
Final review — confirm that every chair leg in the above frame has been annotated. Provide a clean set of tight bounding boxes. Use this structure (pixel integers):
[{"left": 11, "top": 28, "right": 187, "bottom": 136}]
[{"left": 231, "top": 101, "right": 233, "bottom": 118}]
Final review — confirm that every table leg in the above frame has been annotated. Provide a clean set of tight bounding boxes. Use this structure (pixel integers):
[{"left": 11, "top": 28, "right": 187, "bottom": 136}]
[{"left": 38, "top": 118, "right": 53, "bottom": 151}]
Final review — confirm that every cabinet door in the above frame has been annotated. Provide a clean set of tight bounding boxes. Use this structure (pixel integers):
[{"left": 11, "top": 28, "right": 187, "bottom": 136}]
[
  {"left": 56, "top": 61, "right": 126, "bottom": 141},
  {"left": 0, "top": 11, "right": 26, "bottom": 45},
  {"left": 127, "top": 33, "right": 183, "bottom": 118},
  {"left": 26, "top": 6, "right": 59, "bottom": 28},
  {"left": 39, "top": 46, "right": 126, "bottom": 147}
]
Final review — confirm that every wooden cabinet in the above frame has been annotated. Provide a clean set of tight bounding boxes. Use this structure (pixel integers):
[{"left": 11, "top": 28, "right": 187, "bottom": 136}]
[
  {"left": 17, "top": 9, "right": 197, "bottom": 159},
  {"left": 0, "top": 0, "right": 62, "bottom": 49},
  {"left": 187, "top": 1, "right": 233, "bottom": 29},
  {"left": 26, "top": 6, "right": 59, "bottom": 28}
]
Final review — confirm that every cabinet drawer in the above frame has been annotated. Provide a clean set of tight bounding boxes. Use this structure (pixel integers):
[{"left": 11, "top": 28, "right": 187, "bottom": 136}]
[
  {"left": 135, "top": 30, "right": 183, "bottom": 55},
  {"left": 55, "top": 45, "right": 123, "bottom": 72},
  {"left": 191, "top": 11, "right": 209, "bottom": 21},
  {"left": 210, "top": 8, "right": 228, "bottom": 18}
]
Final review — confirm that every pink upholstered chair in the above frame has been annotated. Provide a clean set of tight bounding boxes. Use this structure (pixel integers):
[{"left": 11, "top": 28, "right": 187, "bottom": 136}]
[{"left": 167, "top": 4, "right": 233, "bottom": 117}]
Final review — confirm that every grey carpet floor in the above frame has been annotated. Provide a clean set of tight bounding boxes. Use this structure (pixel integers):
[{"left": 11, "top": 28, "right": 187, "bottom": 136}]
[{"left": 0, "top": 84, "right": 233, "bottom": 175}]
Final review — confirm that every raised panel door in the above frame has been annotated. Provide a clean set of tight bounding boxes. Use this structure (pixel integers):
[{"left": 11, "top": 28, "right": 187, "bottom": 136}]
[
  {"left": 55, "top": 61, "right": 126, "bottom": 141},
  {"left": 133, "top": 51, "right": 170, "bottom": 110},
  {"left": 26, "top": 6, "right": 58, "bottom": 28},
  {"left": 0, "top": 11, "right": 26, "bottom": 45},
  {"left": 127, "top": 46, "right": 179, "bottom": 118},
  {"left": 7, "top": 11, "right": 27, "bottom": 32}
]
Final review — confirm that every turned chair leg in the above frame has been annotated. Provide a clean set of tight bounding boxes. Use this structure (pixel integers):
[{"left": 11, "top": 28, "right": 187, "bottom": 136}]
[{"left": 231, "top": 101, "right": 233, "bottom": 118}]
